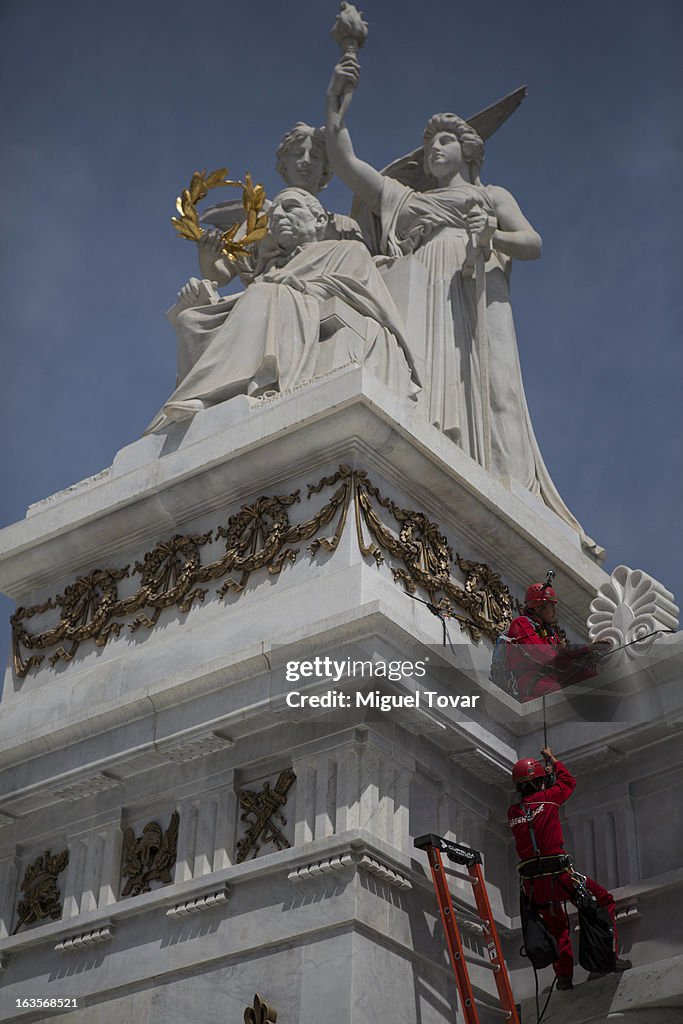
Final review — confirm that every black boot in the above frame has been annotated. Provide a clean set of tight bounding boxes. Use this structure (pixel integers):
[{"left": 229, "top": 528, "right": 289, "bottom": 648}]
[
  {"left": 614, "top": 958, "right": 632, "bottom": 972},
  {"left": 556, "top": 976, "right": 573, "bottom": 991}
]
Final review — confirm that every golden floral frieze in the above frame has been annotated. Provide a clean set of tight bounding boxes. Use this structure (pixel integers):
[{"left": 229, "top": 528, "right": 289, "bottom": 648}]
[{"left": 11, "top": 465, "right": 513, "bottom": 677}]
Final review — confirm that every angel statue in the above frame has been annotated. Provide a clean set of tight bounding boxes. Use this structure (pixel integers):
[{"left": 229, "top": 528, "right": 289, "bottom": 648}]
[{"left": 325, "top": 49, "right": 603, "bottom": 559}]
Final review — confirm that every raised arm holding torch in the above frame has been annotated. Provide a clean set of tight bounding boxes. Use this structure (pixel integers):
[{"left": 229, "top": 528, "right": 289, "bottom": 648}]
[{"left": 330, "top": 3, "right": 368, "bottom": 131}]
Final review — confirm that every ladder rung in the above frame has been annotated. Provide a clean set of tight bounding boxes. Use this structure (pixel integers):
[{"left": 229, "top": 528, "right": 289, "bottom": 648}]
[
  {"left": 414, "top": 833, "right": 483, "bottom": 865},
  {"left": 474, "top": 1003, "right": 514, "bottom": 1019},
  {"left": 459, "top": 918, "right": 488, "bottom": 934},
  {"left": 463, "top": 953, "right": 501, "bottom": 973},
  {"left": 444, "top": 865, "right": 479, "bottom": 884},
  {"left": 448, "top": 902, "right": 488, "bottom": 929}
]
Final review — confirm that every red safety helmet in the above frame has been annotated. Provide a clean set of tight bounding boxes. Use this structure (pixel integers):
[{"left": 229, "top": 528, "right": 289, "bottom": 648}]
[
  {"left": 525, "top": 582, "right": 558, "bottom": 606},
  {"left": 512, "top": 758, "right": 547, "bottom": 786}
]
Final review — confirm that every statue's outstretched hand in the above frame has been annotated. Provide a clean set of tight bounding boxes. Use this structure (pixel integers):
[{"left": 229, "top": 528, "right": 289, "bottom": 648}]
[
  {"left": 328, "top": 52, "right": 360, "bottom": 98},
  {"left": 197, "top": 228, "right": 228, "bottom": 279}
]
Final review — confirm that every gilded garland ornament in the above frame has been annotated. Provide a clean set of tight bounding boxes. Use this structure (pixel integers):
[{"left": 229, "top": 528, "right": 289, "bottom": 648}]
[
  {"left": 171, "top": 168, "right": 268, "bottom": 262},
  {"left": 11, "top": 465, "right": 514, "bottom": 676}
]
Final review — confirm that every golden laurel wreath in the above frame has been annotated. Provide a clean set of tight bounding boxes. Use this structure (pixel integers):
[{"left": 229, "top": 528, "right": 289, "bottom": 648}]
[{"left": 171, "top": 168, "right": 268, "bottom": 262}]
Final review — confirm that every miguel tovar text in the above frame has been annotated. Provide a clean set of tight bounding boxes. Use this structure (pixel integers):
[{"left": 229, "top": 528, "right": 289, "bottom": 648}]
[{"left": 285, "top": 690, "right": 480, "bottom": 709}]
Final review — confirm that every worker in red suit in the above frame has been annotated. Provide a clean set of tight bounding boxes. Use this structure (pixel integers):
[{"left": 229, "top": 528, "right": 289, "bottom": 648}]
[
  {"left": 508, "top": 747, "right": 631, "bottom": 990},
  {"left": 506, "top": 580, "right": 604, "bottom": 703}
]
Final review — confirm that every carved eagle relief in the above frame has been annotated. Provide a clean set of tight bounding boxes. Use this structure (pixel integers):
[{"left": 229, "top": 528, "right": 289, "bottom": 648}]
[{"left": 121, "top": 810, "right": 180, "bottom": 898}]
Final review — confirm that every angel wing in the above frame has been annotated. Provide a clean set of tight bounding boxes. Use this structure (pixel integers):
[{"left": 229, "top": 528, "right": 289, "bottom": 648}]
[
  {"left": 376, "top": 85, "right": 528, "bottom": 194},
  {"left": 467, "top": 86, "right": 527, "bottom": 143}
]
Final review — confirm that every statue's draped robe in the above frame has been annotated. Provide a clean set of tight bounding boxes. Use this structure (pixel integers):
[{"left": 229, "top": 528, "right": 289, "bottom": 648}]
[
  {"left": 146, "top": 239, "right": 419, "bottom": 433},
  {"left": 371, "top": 178, "right": 602, "bottom": 557}
]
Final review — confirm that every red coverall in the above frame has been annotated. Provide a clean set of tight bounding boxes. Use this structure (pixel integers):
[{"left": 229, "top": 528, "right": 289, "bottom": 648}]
[
  {"left": 506, "top": 614, "right": 597, "bottom": 703},
  {"left": 508, "top": 760, "right": 618, "bottom": 980}
]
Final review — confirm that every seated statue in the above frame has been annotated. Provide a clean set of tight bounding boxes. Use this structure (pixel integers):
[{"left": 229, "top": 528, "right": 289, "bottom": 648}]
[
  {"left": 196, "top": 122, "right": 363, "bottom": 288},
  {"left": 145, "top": 189, "right": 420, "bottom": 433}
]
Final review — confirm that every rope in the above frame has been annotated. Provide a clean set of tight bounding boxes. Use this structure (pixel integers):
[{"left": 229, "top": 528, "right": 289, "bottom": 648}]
[
  {"left": 405, "top": 592, "right": 458, "bottom": 655},
  {"left": 537, "top": 973, "right": 556, "bottom": 1024},
  {"left": 410, "top": 587, "right": 678, "bottom": 667},
  {"left": 519, "top": 948, "right": 556, "bottom": 1024},
  {"left": 499, "top": 627, "right": 677, "bottom": 664}
]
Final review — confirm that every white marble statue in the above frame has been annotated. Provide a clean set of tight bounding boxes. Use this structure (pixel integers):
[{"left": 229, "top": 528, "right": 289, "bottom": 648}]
[
  {"left": 145, "top": 189, "right": 419, "bottom": 432},
  {"left": 325, "top": 53, "right": 603, "bottom": 558},
  {"left": 195, "top": 122, "right": 363, "bottom": 289}
]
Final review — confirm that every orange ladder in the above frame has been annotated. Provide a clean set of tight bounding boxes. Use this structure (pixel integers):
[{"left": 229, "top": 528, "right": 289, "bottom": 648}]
[{"left": 415, "top": 834, "right": 520, "bottom": 1024}]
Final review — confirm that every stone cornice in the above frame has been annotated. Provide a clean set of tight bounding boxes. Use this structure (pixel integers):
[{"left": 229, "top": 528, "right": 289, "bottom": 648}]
[
  {"left": 0, "top": 369, "right": 606, "bottom": 622},
  {"left": 0, "top": 831, "right": 441, "bottom": 957}
]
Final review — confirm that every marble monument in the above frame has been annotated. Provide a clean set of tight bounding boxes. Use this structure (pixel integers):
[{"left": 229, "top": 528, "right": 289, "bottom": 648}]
[{"left": 0, "top": 6, "right": 681, "bottom": 1024}]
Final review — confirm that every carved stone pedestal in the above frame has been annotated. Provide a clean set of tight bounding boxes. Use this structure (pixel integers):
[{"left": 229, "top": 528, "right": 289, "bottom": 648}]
[{"left": 0, "top": 367, "right": 681, "bottom": 1023}]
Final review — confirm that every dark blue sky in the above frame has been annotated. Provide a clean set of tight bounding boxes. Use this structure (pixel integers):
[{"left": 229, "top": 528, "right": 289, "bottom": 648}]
[{"left": 1, "top": 0, "right": 682, "bottom": 670}]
